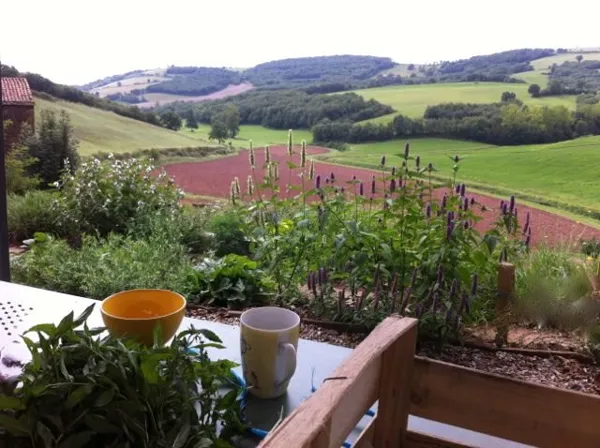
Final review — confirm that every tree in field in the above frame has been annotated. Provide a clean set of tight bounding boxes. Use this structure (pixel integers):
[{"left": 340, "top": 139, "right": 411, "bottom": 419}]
[
  {"left": 185, "top": 109, "right": 198, "bottom": 130},
  {"left": 576, "top": 55, "right": 584, "bottom": 63},
  {"left": 501, "top": 91, "right": 516, "bottom": 102},
  {"left": 528, "top": 84, "right": 541, "bottom": 98},
  {"left": 223, "top": 105, "right": 240, "bottom": 138},
  {"left": 25, "top": 110, "right": 79, "bottom": 186},
  {"left": 407, "top": 63, "right": 415, "bottom": 71},
  {"left": 160, "top": 111, "right": 183, "bottom": 130},
  {"left": 209, "top": 116, "right": 229, "bottom": 143}
]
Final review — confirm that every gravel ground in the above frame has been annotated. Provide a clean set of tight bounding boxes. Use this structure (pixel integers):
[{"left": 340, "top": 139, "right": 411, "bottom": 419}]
[{"left": 188, "top": 308, "right": 600, "bottom": 395}]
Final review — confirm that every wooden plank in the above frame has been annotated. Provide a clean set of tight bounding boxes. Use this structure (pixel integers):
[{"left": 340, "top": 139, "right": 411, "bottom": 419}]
[
  {"left": 410, "top": 356, "right": 600, "bottom": 447},
  {"left": 260, "top": 316, "right": 418, "bottom": 448},
  {"left": 373, "top": 320, "right": 417, "bottom": 447},
  {"left": 495, "top": 262, "right": 514, "bottom": 347},
  {"left": 355, "top": 417, "right": 473, "bottom": 448}
]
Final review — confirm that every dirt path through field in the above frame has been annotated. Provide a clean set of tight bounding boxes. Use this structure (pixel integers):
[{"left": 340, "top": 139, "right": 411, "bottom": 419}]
[{"left": 164, "top": 145, "right": 600, "bottom": 246}]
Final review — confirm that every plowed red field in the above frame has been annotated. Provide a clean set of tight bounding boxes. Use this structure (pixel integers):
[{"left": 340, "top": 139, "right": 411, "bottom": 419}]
[{"left": 164, "top": 145, "right": 600, "bottom": 246}]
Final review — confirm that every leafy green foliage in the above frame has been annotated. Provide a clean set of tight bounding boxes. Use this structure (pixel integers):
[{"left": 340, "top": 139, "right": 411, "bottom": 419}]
[
  {"left": 5, "top": 141, "right": 39, "bottom": 195},
  {"left": 516, "top": 248, "right": 595, "bottom": 329},
  {"left": 24, "top": 110, "right": 79, "bottom": 186},
  {"left": 187, "top": 254, "right": 276, "bottom": 308},
  {"left": 147, "top": 66, "right": 241, "bottom": 96},
  {"left": 0, "top": 306, "right": 244, "bottom": 447},
  {"left": 54, "top": 155, "right": 183, "bottom": 237},
  {"left": 581, "top": 237, "right": 600, "bottom": 258},
  {"left": 208, "top": 211, "right": 250, "bottom": 257},
  {"left": 7, "top": 191, "right": 61, "bottom": 243},
  {"left": 11, "top": 233, "right": 194, "bottom": 300},
  {"left": 159, "top": 111, "right": 183, "bottom": 131}
]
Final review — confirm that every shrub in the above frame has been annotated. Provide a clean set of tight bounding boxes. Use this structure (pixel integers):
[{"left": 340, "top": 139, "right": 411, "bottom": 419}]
[
  {"left": 55, "top": 155, "right": 183, "bottom": 237},
  {"left": 7, "top": 191, "right": 61, "bottom": 243},
  {"left": 25, "top": 110, "right": 79, "bottom": 186},
  {"left": 516, "top": 248, "right": 595, "bottom": 329},
  {"left": 581, "top": 237, "right": 600, "bottom": 258},
  {"left": 11, "top": 233, "right": 194, "bottom": 300},
  {"left": 5, "top": 144, "right": 39, "bottom": 194},
  {"left": 187, "top": 254, "right": 276, "bottom": 308},
  {"left": 209, "top": 210, "right": 250, "bottom": 256}
]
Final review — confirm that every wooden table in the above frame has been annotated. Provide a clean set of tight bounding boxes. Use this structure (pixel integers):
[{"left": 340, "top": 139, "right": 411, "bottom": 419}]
[{"left": 0, "top": 282, "right": 529, "bottom": 447}]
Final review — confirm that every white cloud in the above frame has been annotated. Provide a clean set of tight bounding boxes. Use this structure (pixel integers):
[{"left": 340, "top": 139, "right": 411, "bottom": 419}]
[{"left": 1, "top": 0, "right": 598, "bottom": 84}]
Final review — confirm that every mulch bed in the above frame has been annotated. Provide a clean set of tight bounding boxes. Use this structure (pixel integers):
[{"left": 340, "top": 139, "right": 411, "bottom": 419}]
[
  {"left": 165, "top": 145, "right": 600, "bottom": 246},
  {"left": 187, "top": 307, "right": 600, "bottom": 396}
]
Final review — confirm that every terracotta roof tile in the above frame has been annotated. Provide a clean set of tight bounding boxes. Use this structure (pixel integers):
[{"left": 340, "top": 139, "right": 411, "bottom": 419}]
[{"left": 1, "top": 77, "right": 33, "bottom": 105}]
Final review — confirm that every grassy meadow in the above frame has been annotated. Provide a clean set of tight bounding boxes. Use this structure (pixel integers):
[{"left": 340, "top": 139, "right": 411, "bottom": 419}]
[
  {"left": 179, "top": 124, "right": 313, "bottom": 149},
  {"left": 35, "top": 96, "right": 211, "bottom": 155},
  {"left": 349, "top": 82, "right": 577, "bottom": 123},
  {"left": 320, "top": 136, "right": 600, "bottom": 211}
]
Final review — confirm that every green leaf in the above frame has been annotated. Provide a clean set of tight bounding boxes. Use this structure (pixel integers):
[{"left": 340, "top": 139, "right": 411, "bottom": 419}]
[
  {"left": 216, "top": 390, "right": 238, "bottom": 411},
  {"left": 94, "top": 388, "right": 115, "bottom": 407},
  {"left": 0, "top": 414, "right": 28, "bottom": 435},
  {"left": 73, "top": 304, "right": 95, "bottom": 328},
  {"left": 57, "top": 431, "right": 94, "bottom": 448},
  {"left": 0, "top": 395, "right": 25, "bottom": 410},
  {"left": 172, "top": 421, "right": 191, "bottom": 448},
  {"left": 84, "top": 414, "right": 120, "bottom": 433},
  {"left": 60, "top": 355, "right": 74, "bottom": 382},
  {"left": 194, "top": 438, "right": 214, "bottom": 448},
  {"left": 56, "top": 311, "right": 74, "bottom": 335},
  {"left": 36, "top": 421, "right": 55, "bottom": 448},
  {"left": 197, "top": 329, "right": 222, "bottom": 343},
  {"left": 26, "top": 323, "right": 56, "bottom": 336},
  {"left": 66, "top": 384, "right": 93, "bottom": 409}
]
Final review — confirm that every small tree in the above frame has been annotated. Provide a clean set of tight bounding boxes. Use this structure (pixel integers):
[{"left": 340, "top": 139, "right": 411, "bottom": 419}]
[
  {"left": 25, "top": 110, "right": 79, "bottom": 187},
  {"left": 528, "top": 84, "right": 541, "bottom": 98},
  {"left": 185, "top": 110, "right": 198, "bottom": 130},
  {"left": 209, "top": 117, "right": 229, "bottom": 143},
  {"left": 160, "top": 111, "right": 183, "bottom": 131},
  {"left": 576, "top": 55, "right": 584, "bottom": 63},
  {"left": 223, "top": 105, "right": 240, "bottom": 138},
  {"left": 501, "top": 91, "right": 517, "bottom": 102},
  {"left": 407, "top": 63, "right": 415, "bottom": 71}
]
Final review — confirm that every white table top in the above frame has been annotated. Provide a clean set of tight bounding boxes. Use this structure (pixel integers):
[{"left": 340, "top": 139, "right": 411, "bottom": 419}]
[{"left": 0, "top": 281, "right": 530, "bottom": 448}]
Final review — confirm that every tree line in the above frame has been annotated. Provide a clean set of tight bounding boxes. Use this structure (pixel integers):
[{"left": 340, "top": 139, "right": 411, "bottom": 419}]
[
  {"left": 159, "top": 90, "right": 394, "bottom": 129},
  {"left": 313, "top": 99, "right": 599, "bottom": 146},
  {"left": 142, "top": 67, "right": 242, "bottom": 96}
]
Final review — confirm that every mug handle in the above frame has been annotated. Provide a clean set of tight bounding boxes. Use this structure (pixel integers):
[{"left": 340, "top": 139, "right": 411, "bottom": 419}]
[{"left": 280, "top": 343, "right": 297, "bottom": 384}]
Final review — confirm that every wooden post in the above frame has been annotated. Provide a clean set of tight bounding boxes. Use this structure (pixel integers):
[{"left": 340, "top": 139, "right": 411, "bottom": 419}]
[
  {"left": 0, "top": 66, "right": 11, "bottom": 282},
  {"left": 495, "top": 262, "right": 515, "bottom": 347},
  {"left": 373, "top": 320, "right": 417, "bottom": 447}
]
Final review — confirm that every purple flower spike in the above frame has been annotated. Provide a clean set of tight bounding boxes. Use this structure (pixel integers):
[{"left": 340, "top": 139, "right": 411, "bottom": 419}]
[
  {"left": 371, "top": 176, "right": 376, "bottom": 195},
  {"left": 352, "top": 175, "right": 357, "bottom": 181},
  {"left": 341, "top": 186, "right": 345, "bottom": 194},
  {"left": 416, "top": 156, "right": 421, "bottom": 169},
  {"left": 391, "top": 166, "right": 396, "bottom": 176},
  {"left": 316, "top": 175, "right": 321, "bottom": 189},
  {"left": 404, "top": 141, "right": 410, "bottom": 159},
  {"left": 427, "top": 162, "right": 433, "bottom": 172},
  {"left": 449, "top": 278, "right": 458, "bottom": 300},
  {"left": 454, "top": 155, "right": 460, "bottom": 163},
  {"left": 390, "top": 178, "right": 396, "bottom": 192},
  {"left": 464, "top": 221, "right": 469, "bottom": 230},
  {"left": 330, "top": 172, "right": 335, "bottom": 182},
  {"left": 502, "top": 203, "right": 508, "bottom": 216},
  {"left": 437, "top": 264, "right": 445, "bottom": 284},
  {"left": 525, "top": 234, "right": 531, "bottom": 249},
  {"left": 460, "top": 183, "right": 466, "bottom": 197},
  {"left": 449, "top": 211, "right": 455, "bottom": 221},
  {"left": 442, "top": 194, "right": 448, "bottom": 209},
  {"left": 307, "top": 272, "right": 314, "bottom": 291},
  {"left": 509, "top": 195, "right": 515, "bottom": 214},
  {"left": 380, "top": 155, "right": 386, "bottom": 166},
  {"left": 325, "top": 178, "right": 330, "bottom": 185},
  {"left": 460, "top": 290, "right": 470, "bottom": 314},
  {"left": 426, "top": 202, "right": 432, "bottom": 218},
  {"left": 432, "top": 291, "right": 440, "bottom": 314},
  {"left": 470, "top": 274, "right": 478, "bottom": 296},
  {"left": 523, "top": 212, "right": 531, "bottom": 234},
  {"left": 463, "top": 198, "right": 469, "bottom": 211},
  {"left": 500, "top": 200, "right": 505, "bottom": 208},
  {"left": 446, "top": 219, "right": 455, "bottom": 240},
  {"left": 359, "top": 182, "right": 364, "bottom": 196},
  {"left": 470, "top": 197, "right": 475, "bottom": 206},
  {"left": 455, "top": 184, "right": 461, "bottom": 194}
]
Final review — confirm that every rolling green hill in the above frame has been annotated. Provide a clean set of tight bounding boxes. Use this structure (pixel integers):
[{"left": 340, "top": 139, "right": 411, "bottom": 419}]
[
  {"left": 515, "top": 52, "right": 600, "bottom": 86},
  {"left": 349, "top": 83, "right": 578, "bottom": 123},
  {"left": 34, "top": 96, "right": 311, "bottom": 155},
  {"left": 35, "top": 96, "right": 209, "bottom": 155},
  {"left": 321, "top": 136, "right": 600, "bottom": 212}
]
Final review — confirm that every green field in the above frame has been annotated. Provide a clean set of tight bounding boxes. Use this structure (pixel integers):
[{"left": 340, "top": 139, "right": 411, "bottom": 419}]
[
  {"left": 515, "top": 52, "right": 600, "bottom": 87},
  {"left": 35, "top": 96, "right": 311, "bottom": 155},
  {"left": 179, "top": 124, "right": 313, "bottom": 148},
  {"left": 321, "top": 136, "right": 600, "bottom": 211},
  {"left": 350, "top": 83, "right": 577, "bottom": 123},
  {"left": 35, "top": 97, "right": 208, "bottom": 155}
]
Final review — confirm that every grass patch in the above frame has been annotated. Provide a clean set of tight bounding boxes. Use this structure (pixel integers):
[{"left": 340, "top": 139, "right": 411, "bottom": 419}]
[
  {"left": 179, "top": 124, "right": 313, "bottom": 148},
  {"left": 321, "top": 136, "right": 600, "bottom": 213},
  {"left": 348, "top": 82, "right": 578, "bottom": 123}
]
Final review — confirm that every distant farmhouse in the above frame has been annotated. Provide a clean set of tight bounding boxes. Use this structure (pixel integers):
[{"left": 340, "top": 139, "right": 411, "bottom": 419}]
[{"left": 1, "top": 77, "right": 34, "bottom": 151}]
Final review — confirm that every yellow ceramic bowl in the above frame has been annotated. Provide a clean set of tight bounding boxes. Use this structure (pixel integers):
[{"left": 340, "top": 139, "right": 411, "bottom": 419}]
[{"left": 101, "top": 289, "right": 186, "bottom": 346}]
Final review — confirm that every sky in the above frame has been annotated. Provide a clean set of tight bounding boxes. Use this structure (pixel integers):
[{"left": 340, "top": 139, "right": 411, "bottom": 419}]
[{"left": 1, "top": 0, "right": 599, "bottom": 85}]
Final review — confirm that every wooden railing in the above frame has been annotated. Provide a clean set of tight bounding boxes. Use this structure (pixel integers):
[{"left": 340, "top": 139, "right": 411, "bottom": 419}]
[{"left": 260, "top": 316, "right": 600, "bottom": 448}]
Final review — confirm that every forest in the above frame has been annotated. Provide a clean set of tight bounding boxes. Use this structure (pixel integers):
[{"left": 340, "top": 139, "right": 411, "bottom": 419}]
[
  {"left": 313, "top": 101, "right": 600, "bottom": 146},
  {"left": 548, "top": 60, "right": 600, "bottom": 92},
  {"left": 161, "top": 90, "right": 394, "bottom": 129},
  {"left": 143, "top": 67, "right": 242, "bottom": 96}
]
